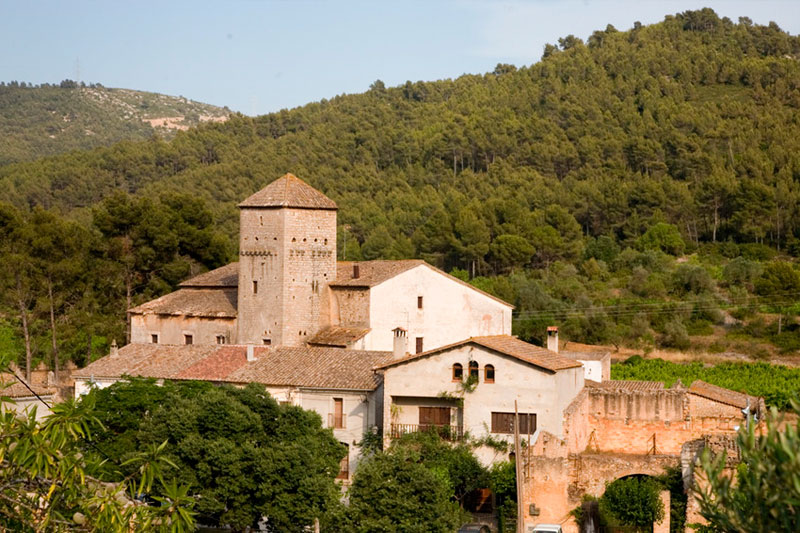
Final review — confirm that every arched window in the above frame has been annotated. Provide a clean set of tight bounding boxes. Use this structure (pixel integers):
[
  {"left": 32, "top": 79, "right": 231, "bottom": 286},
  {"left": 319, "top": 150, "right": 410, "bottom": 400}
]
[
  {"left": 469, "top": 361, "right": 479, "bottom": 381},
  {"left": 484, "top": 364, "right": 495, "bottom": 383},
  {"left": 452, "top": 363, "right": 463, "bottom": 382}
]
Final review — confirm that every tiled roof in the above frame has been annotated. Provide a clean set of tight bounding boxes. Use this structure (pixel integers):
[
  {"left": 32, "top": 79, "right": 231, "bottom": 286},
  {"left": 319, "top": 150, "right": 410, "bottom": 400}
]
[
  {"left": 227, "top": 346, "right": 391, "bottom": 390},
  {"left": 377, "top": 335, "right": 582, "bottom": 372},
  {"left": 561, "top": 342, "right": 610, "bottom": 361},
  {"left": 180, "top": 263, "right": 239, "bottom": 288},
  {"left": 0, "top": 375, "right": 56, "bottom": 399},
  {"left": 333, "top": 260, "right": 513, "bottom": 308},
  {"left": 333, "top": 260, "right": 426, "bottom": 287},
  {"left": 308, "top": 326, "right": 370, "bottom": 348},
  {"left": 689, "top": 380, "right": 757, "bottom": 409},
  {"left": 238, "top": 173, "right": 337, "bottom": 210},
  {"left": 73, "top": 343, "right": 390, "bottom": 391},
  {"left": 586, "top": 380, "right": 665, "bottom": 392},
  {"left": 128, "top": 288, "right": 237, "bottom": 318},
  {"left": 73, "top": 344, "right": 227, "bottom": 380}
]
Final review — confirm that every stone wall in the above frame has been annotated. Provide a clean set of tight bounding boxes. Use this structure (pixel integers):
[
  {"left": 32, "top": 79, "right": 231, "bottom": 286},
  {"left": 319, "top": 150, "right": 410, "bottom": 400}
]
[
  {"left": 130, "top": 313, "right": 235, "bottom": 345},
  {"left": 330, "top": 287, "right": 370, "bottom": 327},
  {"left": 237, "top": 207, "right": 336, "bottom": 346}
]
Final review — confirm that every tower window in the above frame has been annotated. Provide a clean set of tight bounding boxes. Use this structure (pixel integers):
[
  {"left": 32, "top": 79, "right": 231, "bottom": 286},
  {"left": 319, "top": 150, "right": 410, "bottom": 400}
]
[
  {"left": 417, "top": 296, "right": 423, "bottom": 309},
  {"left": 253, "top": 280, "right": 258, "bottom": 294},
  {"left": 263, "top": 338, "right": 271, "bottom": 346},
  {"left": 184, "top": 334, "right": 193, "bottom": 345},
  {"left": 415, "top": 337, "right": 424, "bottom": 354},
  {"left": 216, "top": 335, "right": 226, "bottom": 345},
  {"left": 452, "top": 363, "right": 463, "bottom": 381},
  {"left": 151, "top": 334, "right": 158, "bottom": 344},
  {"left": 485, "top": 364, "right": 495, "bottom": 383}
]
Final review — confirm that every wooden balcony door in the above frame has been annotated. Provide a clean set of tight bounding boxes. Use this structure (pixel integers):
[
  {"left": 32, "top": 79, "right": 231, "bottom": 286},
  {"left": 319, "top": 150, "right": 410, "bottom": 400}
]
[{"left": 419, "top": 406, "right": 450, "bottom": 429}]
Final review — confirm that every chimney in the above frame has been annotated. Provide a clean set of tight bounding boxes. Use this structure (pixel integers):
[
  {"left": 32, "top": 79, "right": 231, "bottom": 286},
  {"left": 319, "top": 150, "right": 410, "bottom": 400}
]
[
  {"left": 392, "top": 327, "right": 407, "bottom": 359},
  {"left": 546, "top": 326, "right": 559, "bottom": 353},
  {"left": 246, "top": 345, "right": 256, "bottom": 362},
  {"left": 110, "top": 339, "right": 119, "bottom": 357},
  {"left": 353, "top": 264, "right": 360, "bottom": 279}
]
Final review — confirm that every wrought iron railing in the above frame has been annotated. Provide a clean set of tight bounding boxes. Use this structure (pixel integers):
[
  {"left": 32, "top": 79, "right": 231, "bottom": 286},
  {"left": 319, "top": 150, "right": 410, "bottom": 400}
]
[{"left": 389, "top": 423, "right": 464, "bottom": 441}]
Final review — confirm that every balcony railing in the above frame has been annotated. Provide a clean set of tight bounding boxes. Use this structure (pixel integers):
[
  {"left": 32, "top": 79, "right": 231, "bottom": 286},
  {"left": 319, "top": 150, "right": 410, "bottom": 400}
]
[
  {"left": 328, "top": 413, "right": 346, "bottom": 429},
  {"left": 390, "top": 423, "right": 464, "bottom": 441}
]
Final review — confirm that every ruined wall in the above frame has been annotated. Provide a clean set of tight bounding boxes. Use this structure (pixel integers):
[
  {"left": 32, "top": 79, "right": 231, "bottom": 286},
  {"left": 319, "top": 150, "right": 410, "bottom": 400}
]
[{"left": 131, "top": 314, "right": 236, "bottom": 345}]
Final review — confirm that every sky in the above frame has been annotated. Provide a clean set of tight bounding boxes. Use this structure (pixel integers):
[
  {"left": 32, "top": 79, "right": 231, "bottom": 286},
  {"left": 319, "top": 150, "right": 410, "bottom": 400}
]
[{"left": 1, "top": 1, "right": 798, "bottom": 116}]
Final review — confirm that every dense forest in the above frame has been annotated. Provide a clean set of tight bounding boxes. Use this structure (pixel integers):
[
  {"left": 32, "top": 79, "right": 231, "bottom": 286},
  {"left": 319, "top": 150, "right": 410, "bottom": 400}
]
[
  {"left": 0, "top": 81, "right": 230, "bottom": 165},
  {"left": 1, "top": 9, "right": 800, "bottom": 374}
]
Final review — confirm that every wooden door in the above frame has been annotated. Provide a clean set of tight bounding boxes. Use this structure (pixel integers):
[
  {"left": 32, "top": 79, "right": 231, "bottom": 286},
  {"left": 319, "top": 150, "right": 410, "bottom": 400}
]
[{"left": 419, "top": 406, "right": 450, "bottom": 428}]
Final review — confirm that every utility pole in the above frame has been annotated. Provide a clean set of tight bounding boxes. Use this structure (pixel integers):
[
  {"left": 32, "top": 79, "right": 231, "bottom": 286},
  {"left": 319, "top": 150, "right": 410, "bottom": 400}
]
[{"left": 514, "top": 400, "right": 525, "bottom": 533}]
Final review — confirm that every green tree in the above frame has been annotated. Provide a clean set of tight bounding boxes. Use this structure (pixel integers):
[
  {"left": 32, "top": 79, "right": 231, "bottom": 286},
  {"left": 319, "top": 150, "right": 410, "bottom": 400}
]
[
  {"left": 90, "top": 379, "right": 345, "bottom": 532},
  {"left": 0, "top": 357, "right": 195, "bottom": 531},
  {"left": 754, "top": 261, "right": 800, "bottom": 334},
  {"left": 638, "top": 223, "right": 685, "bottom": 256},
  {"left": 347, "top": 450, "right": 469, "bottom": 533},
  {"left": 599, "top": 476, "right": 665, "bottom": 530},
  {"left": 695, "top": 406, "right": 800, "bottom": 532}
]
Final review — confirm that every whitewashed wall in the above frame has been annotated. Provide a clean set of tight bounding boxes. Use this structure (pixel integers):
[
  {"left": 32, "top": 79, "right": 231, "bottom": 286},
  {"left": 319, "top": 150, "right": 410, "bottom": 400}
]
[{"left": 364, "top": 265, "right": 512, "bottom": 352}]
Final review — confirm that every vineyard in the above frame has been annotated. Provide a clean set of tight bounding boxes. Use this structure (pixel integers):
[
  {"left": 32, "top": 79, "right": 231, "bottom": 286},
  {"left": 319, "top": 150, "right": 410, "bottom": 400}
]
[{"left": 611, "top": 357, "right": 800, "bottom": 410}]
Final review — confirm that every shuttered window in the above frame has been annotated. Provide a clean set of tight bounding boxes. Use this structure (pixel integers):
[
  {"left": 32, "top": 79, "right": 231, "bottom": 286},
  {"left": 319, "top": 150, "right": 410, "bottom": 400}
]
[{"left": 491, "top": 412, "right": 537, "bottom": 435}]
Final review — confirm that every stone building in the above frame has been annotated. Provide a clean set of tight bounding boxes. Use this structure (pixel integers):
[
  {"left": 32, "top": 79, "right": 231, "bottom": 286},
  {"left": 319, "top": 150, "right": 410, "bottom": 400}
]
[{"left": 76, "top": 174, "right": 760, "bottom": 531}]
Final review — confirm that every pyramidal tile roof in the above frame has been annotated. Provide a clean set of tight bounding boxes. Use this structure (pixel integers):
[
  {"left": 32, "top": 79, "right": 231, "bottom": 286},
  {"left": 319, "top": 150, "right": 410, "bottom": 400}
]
[{"left": 238, "top": 173, "right": 337, "bottom": 210}]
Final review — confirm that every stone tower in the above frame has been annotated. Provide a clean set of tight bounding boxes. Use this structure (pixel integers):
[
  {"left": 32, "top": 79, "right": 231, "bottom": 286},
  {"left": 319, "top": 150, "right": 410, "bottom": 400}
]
[{"left": 236, "top": 173, "right": 337, "bottom": 346}]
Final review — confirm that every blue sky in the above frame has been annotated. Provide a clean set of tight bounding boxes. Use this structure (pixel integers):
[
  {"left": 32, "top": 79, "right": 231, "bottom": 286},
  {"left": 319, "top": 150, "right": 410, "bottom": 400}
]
[{"left": 1, "top": 1, "right": 798, "bottom": 116}]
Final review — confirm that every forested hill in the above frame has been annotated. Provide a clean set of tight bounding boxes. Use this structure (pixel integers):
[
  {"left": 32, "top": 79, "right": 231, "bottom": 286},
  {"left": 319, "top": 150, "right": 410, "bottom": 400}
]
[
  {"left": 3, "top": 9, "right": 800, "bottom": 369},
  {"left": 0, "top": 81, "right": 230, "bottom": 164}
]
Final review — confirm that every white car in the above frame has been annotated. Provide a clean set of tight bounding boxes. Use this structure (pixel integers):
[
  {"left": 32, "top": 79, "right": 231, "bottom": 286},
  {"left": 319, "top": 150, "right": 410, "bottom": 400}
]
[{"left": 530, "top": 525, "right": 563, "bottom": 533}]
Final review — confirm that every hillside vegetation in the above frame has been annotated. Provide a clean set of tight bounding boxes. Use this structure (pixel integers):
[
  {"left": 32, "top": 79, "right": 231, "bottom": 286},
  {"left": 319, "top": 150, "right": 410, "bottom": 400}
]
[
  {"left": 0, "top": 81, "right": 230, "bottom": 164},
  {"left": 1, "top": 9, "right": 800, "bottom": 374}
]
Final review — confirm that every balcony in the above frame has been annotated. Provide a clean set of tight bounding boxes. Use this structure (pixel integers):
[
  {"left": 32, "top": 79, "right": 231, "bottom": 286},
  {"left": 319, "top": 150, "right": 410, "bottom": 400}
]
[{"left": 390, "top": 423, "right": 464, "bottom": 441}]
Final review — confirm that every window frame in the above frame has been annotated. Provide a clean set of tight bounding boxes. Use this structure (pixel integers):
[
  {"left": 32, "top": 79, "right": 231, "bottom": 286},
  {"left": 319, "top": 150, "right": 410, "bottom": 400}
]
[
  {"left": 415, "top": 337, "right": 424, "bottom": 354},
  {"left": 484, "top": 364, "right": 495, "bottom": 383},
  {"left": 491, "top": 412, "right": 537, "bottom": 435},
  {"left": 417, "top": 296, "right": 423, "bottom": 309},
  {"left": 468, "top": 360, "right": 479, "bottom": 380},
  {"left": 184, "top": 334, "right": 193, "bottom": 345},
  {"left": 452, "top": 363, "right": 463, "bottom": 382}
]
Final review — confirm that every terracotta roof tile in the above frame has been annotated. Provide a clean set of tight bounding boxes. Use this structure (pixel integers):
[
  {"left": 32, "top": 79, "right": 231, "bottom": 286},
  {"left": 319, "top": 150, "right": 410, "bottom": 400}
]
[
  {"left": 308, "top": 326, "right": 370, "bottom": 348},
  {"left": 238, "top": 174, "right": 337, "bottom": 210},
  {"left": 73, "top": 344, "right": 221, "bottom": 380},
  {"left": 586, "top": 380, "right": 665, "bottom": 392},
  {"left": 333, "top": 260, "right": 425, "bottom": 287},
  {"left": 228, "top": 346, "right": 392, "bottom": 390},
  {"left": 689, "top": 380, "right": 757, "bottom": 409},
  {"left": 333, "top": 260, "right": 513, "bottom": 308},
  {"left": 180, "top": 263, "right": 239, "bottom": 288},
  {"left": 0, "top": 375, "right": 56, "bottom": 399},
  {"left": 74, "top": 343, "right": 391, "bottom": 391},
  {"left": 377, "top": 335, "right": 582, "bottom": 372},
  {"left": 128, "top": 288, "right": 237, "bottom": 318}
]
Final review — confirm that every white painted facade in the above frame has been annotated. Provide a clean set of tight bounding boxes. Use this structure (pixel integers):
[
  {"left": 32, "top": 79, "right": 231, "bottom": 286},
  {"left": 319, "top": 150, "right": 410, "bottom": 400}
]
[
  {"left": 579, "top": 360, "right": 604, "bottom": 383},
  {"left": 381, "top": 344, "right": 584, "bottom": 464},
  {"left": 360, "top": 265, "right": 512, "bottom": 353}
]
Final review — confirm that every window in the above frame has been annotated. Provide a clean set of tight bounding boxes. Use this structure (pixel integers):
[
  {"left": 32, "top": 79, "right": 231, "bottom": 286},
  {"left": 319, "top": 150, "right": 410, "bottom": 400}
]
[
  {"left": 330, "top": 398, "right": 345, "bottom": 429},
  {"left": 253, "top": 280, "right": 258, "bottom": 294},
  {"left": 452, "top": 363, "right": 463, "bottom": 381},
  {"left": 469, "top": 361, "right": 479, "bottom": 380},
  {"left": 184, "top": 334, "right": 193, "bottom": 345},
  {"left": 263, "top": 338, "right": 271, "bottom": 346},
  {"left": 415, "top": 337, "right": 424, "bottom": 354},
  {"left": 484, "top": 364, "right": 495, "bottom": 383},
  {"left": 216, "top": 335, "right": 226, "bottom": 345},
  {"left": 417, "top": 296, "right": 423, "bottom": 309},
  {"left": 491, "top": 412, "right": 537, "bottom": 435},
  {"left": 151, "top": 334, "right": 158, "bottom": 344},
  {"left": 337, "top": 443, "right": 350, "bottom": 480}
]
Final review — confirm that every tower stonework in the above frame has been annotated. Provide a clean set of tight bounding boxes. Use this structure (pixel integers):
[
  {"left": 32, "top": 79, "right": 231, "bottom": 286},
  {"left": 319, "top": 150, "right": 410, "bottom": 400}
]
[{"left": 236, "top": 174, "right": 337, "bottom": 347}]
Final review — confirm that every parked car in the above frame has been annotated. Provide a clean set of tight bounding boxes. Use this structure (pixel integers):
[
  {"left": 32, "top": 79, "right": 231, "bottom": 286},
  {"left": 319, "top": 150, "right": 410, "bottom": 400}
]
[
  {"left": 457, "top": 524, "right": 491, "bottom": 533},
  {"left": 530, "top": 524, "right": 563, "bottom": 533}
]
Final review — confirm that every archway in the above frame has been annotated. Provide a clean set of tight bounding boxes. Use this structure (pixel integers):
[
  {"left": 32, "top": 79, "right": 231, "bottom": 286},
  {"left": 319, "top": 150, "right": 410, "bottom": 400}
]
[{"left": 576, "top": 474, "right": 669, "bottom": 533}]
